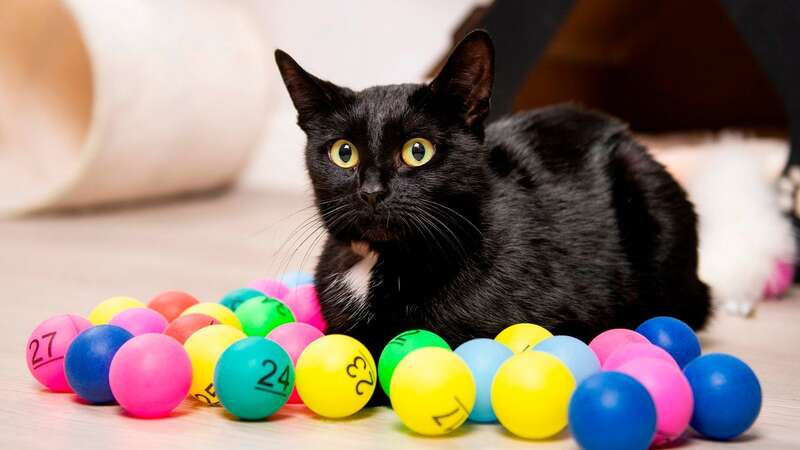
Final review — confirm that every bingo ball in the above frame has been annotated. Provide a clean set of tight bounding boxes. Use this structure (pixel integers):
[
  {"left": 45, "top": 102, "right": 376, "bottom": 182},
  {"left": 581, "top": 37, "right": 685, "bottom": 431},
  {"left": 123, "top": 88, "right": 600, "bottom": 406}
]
[
  {"left": 219, "top": 288, "right": 263, "bottom": 312},
  {"left": 88, "top": 296, "right": 145, "bottom": 325},
  {"left": 589, "top": 329, "right": 649, "bottom": 365},
  {"left": 180, "top": 302, "right": 242, "bottom": 330},
  {"left": 295, "top": 334, "right": 376, "bottom": 418},
  {"left": 569, "top": 372, "right": 657, "bottom": 450},
  {"left": 266, "top": 322, "right": 324, "bottom": 403},
  {"left": 636, "top": 316, "right": 701, "bottom": 368},
  {"left": 164, "top": 313, "right": 220, "bottom": 344},
  {"left": 281, "top": 285, "right": 327, "bottom": 332},
  {"left": 603, "top": 342, "right": 679, "bottom": 371},
  {"left": 215, "top": 338, "right": 295, "bottom": 420},
  {"left": 109, "top": 333, "right": 192, "bottom": 418},
  {"left": 248, "top": 278, "right": 289, "bottom": 299},
  {"left": 64, "top": 325, "right": 134, "bottom": 403},
  {"left": 390, "top": 347, "right": 476, "bottom": 435},
  {"left": 378, "top": 329, "right": 450, "bottom": 396},
  {"left": 184, "top": 325, "right": 246, "bottom": 406},
  {"left": 684, "top": 353, "right": 761, "bottom": 440},
  {"left": 147, "top": 291, "right": 199, "bottom": 322},
  {"left": 495, "top": 323, "right": 553, "bottom": 353},
  {"left": 26, "top": 314, "right": 92, "bottom": 392},
  {"left": 534, "top": 335, "right": 601, "bottom": 385},
  {"left": 109, "top": 308, "right": 168, "bottom": 336},
  {"left": 491, "top": 351, "right": 575, "bottom": 439},
  {"left": 280, "top": 271, "right": 314, "bottom": 288},
  {"left": 617, "top": 358, "right": 694, "bottom": 445},
  {"left": 454, "top": 338, "right": 512, "bottom": 423},
  {"left": 235, "top": 296, "right": 295, "bottom": 337}
]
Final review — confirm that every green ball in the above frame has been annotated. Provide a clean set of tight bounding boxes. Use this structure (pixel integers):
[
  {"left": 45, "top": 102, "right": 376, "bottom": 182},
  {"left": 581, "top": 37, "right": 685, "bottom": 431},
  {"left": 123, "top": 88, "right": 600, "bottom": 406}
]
[
  {"left": 215, "top": 337, "right": 294, "bottom": 420},
  {"left": 235, "top": 296, "right": 295, "bottom": 336},
  {"left": 378, "top": 329, "right": 450, "bottom": 396},
  {"left": 219, "top": 288, "right": 265, "bottom": 311}
]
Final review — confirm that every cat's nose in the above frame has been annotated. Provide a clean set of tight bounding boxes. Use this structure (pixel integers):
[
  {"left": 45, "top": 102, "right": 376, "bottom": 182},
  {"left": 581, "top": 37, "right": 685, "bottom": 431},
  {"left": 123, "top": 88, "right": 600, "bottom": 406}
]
[{"left": 359, "top": 182, "right": 386, "bottom": 207}]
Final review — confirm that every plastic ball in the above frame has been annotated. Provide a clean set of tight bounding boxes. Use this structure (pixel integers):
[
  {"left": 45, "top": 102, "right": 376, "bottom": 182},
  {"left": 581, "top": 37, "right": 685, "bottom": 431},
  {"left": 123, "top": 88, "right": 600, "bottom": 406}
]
[
  {"left": 64, "top": 325, "right": 134, "bottom": 403},
  {"left": 603, "top": 342, "right": 679, "bottom": 371},
  {"left": 280, "top": 271, "right": 315, "bottom": 288},
  {"left": 248, "top": 277, "right": 289, "bottom": 299},
  {"left": 164, "top": 313, "right": 220, "bottom": 344},
  {"left": 234, "top": 296, "right": 295, "bottom": 337},
  {"left": 454, "top": 338, "right": 512, "bottom": 423},
  {"left": 295, "top": 334, "right": 376, "bottom": 418},
  {"left": 215, "top": 338, "right": 295, "bottom": 420},
  {"left": 26, "top": 314, "right": 92, "bottom": 392},
  {"left": 109, "top": 308, "right": 168, "bottom": 336},
  {"left": 569, "top": 372, "right": 657, "bottom": 450},
  {"left": 147, "top": 290, "right": 199, "bottom": 322},
  {"left": 266, "top": 322, "right": 324, "bottom": 403},
  {"left": 109, "top": 333, "right": 192, "bottom": 418},
  {"left": 684, "top": 353, "right": 761, "bottom": 440},
  {"left": 491, "top": 351, "right": 575, "bottom": 439},
  {"left": 219, "top": 288, "right": 263, "bottom": 312},
  {"left": 636, "top": 316, "right": 701, "bottom": 368},
  {"left": 534, "top": 335, "right": 601, "bottom": 385},
  {"left": 617, "top": 358, "right": 694, "bottom": 445},
  {"left": 183, "top": 324, "right": 246, "bottom": 406},
  {"left": 281, "top": 285, "right": 327, "bottom": 332},
  {"left": 88, "top": 296, "right": 145, "bottom": 325},
  {"left": 495, "top": 323, "right": 553, "bottom": 353},
  {"left": 378, "top": 329, "right": 451, "bottom": 396},
  {"left": 180, "top": 302, "right": 242, "bottom": 330},
  {"left": 588, "top": 328, "right": 649, "bottom": 365}
]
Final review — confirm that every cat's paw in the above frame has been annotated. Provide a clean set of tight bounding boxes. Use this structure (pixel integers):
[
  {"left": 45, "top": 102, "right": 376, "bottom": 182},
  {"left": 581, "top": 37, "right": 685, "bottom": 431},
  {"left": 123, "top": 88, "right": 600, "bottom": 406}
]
[{"left": 721, "top": 299, "right": 756, "bottom": 317}]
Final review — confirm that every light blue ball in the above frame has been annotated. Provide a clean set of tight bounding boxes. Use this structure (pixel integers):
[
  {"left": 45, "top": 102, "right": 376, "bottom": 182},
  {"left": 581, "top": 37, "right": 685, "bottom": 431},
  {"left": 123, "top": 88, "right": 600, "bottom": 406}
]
[
  {"left": 534, "top": 335, "right": 600, "bottom": 384},
  {"left": 454, "top": 338, "right": 513, "bottom": 423},
  {"left": 280, "top": 271, "right": 314, "bottom": 288}
]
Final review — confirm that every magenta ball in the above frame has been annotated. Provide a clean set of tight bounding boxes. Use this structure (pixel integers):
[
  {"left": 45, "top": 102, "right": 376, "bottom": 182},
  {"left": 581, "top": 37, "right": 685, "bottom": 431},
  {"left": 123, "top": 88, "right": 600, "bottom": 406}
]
[
  {"left": 281, "top": 285, "right": 327, "bottom": 332},
  {"left": 109, "top": 333, "right": 192, "bottom": 418},
  {"left": 589, "top": 328, "right": 649, "bottom": 365},
  {"left": 267, "top": 322, "right": 324, "bottom": 403},
  {"left": 26, "top": 314, "right": 92, "bottom": 392},
  {"left": 248, "top": 277, "right": 289, "bottom": 300},
  {"left": 109, "top": 308, "right": 168, "bottom": 336},
  {"left": 617, "top": 358, "right": 694, "bottom": 445},
  {"left": 603, "top": 342, "right": 679, "bottom": 371}
]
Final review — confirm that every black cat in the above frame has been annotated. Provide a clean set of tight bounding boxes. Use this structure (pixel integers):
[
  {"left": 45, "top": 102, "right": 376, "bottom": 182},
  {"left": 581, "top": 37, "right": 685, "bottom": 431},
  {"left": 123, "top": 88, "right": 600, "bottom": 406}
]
[{"left": 275, "top": 30, "right": 711, "bottom": 360}]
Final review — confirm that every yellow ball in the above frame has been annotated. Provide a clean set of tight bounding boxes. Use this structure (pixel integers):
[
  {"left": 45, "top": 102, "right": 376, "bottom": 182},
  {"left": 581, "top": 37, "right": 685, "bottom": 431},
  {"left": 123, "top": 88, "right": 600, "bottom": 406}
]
[
  {"left": 88, "top": 296, "right": 145, "bottom": 325},
  {"left": 184, "top": 324, "right": 246, "bottom": 405},
  {"left": 295, "top": 334, "right": 376, "bottom": 418},
  {"left": 181, "top": 302, "right": 242, "bottom": 330},
  {"left": 495, "top": 323, "right": 553, "bottom": 353},
  {"left": 491, "top": 351, "right": 575, "bottom": 439},
  {"left": 390, "top": 347, "right": 475, "bottom": 436}
]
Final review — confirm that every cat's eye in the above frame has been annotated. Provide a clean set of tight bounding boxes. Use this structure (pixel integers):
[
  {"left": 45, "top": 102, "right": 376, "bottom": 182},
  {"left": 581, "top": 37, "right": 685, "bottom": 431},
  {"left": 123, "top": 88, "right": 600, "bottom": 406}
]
[
  {"left": 401, "top": 138, "right": 435, "bottom": 167},
  {"left": 329, "top": 139, "right": 359, "bottom": 168}
]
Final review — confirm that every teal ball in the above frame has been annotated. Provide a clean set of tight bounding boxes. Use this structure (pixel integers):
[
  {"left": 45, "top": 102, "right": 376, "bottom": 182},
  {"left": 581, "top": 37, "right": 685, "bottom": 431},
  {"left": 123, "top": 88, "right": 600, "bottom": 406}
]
[{"left": 219, "top": 288, "right": 264, "bottom": 311}]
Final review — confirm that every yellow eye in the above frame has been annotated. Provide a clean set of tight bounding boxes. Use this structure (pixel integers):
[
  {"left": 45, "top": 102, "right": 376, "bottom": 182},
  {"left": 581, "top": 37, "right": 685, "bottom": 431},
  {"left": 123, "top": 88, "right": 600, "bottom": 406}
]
[
  {"left": 329, "top": 139, "right": 359, "bottom": 168},
  {"left": 401, "top": 138, "right": 435, "bottom": 167}
]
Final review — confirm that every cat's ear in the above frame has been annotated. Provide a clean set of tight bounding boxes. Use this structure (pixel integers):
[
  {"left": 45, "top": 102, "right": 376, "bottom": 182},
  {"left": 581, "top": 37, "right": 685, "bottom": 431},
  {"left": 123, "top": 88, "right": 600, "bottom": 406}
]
[
  {"left": 430, "top": 30, "right": 494, "bottom": 127},
  {"left": 274, "top": 49, "right": 344, "bottom": 125}
]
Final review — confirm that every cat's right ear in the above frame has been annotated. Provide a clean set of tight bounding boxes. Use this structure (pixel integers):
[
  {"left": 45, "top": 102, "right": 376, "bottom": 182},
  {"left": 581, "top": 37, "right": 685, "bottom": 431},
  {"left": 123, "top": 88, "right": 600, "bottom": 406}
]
[{"left": 274, "top": 49, "right": 340, "bottom": 124}]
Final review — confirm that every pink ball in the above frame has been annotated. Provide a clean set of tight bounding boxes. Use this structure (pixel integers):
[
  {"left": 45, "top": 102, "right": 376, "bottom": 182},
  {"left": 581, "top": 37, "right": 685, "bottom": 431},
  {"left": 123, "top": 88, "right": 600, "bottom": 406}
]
[
  {"left": 617, "top": 358, "right": 694, "bottom": 445},
  {"left": 248, "top": 278, "right": 289, "bottom": 300},
  {"left": 267, "top": 322, "right": 324, "bottom": 403},
  {"left": 26, "top": 314, "right": 92, "bottom": 392},
  {"left": 763, "top": 258, "right": 794, "bottom": 299},
  {"left": 603, "top": 342, "right": 679, "bottom": 371},
  {"left": 281, "top": 285, "right": 327, "bottom": 332},
  {"left": 589, "top": 328, "right": 649, "bottom": 365},
  {"left": 109, "top": 333, "right": 192, "bottom": 418},
  {"left": 109, "top": 308, "right": 168, "bottom": 336}
]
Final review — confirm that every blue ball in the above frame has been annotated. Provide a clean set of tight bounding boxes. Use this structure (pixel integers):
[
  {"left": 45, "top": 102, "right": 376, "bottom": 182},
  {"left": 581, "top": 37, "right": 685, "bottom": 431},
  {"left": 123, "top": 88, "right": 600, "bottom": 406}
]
[
  {"left": 534, "top": 335, "right": 600, "bottom": 384},
  {"left": 454, "top": 338, "right": 513, "bottom": 422},
  {"left": 280, "top": 271, "right": 314, "bottom": 288},
  {"left": 684, "top": 353, "right": 761, "bottom": 440},
  {"left": 636, "top": 316, "right": 701, "bottom": 368},
  {"left": 569, "top": 372, "right": 657, "bottom": 450},
  {"left": 220, "top": 288, "right": 265, "bottom": 311},
  {"left": 64, "top": 325, "right": 133, "bottom": 404}
]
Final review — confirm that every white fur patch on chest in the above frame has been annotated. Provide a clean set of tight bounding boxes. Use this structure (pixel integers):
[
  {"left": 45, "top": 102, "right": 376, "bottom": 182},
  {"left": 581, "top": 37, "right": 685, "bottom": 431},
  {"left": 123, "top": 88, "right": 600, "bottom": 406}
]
[{"left": 344, "top": 248, "right": 378, "bottom": 304}]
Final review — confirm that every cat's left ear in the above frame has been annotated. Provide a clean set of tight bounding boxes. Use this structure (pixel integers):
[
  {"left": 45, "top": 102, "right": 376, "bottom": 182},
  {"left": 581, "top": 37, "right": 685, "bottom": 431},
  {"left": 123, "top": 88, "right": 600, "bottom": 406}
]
[{"left": 430, "top": 30, "right": 494, "bottom": 127}]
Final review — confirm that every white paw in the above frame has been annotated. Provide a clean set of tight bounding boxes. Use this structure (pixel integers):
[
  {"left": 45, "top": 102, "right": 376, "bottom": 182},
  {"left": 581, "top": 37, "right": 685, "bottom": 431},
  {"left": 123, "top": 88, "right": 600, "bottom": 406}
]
[{"left": 721, "top": 299, "right": 757, "bottom": 317}]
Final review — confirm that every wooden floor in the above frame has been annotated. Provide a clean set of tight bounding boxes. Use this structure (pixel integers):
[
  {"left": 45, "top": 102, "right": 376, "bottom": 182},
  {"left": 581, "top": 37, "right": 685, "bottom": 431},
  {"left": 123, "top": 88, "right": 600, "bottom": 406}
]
[{"left": 2, "top": 188, "right": 798, "bottom": 449}]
